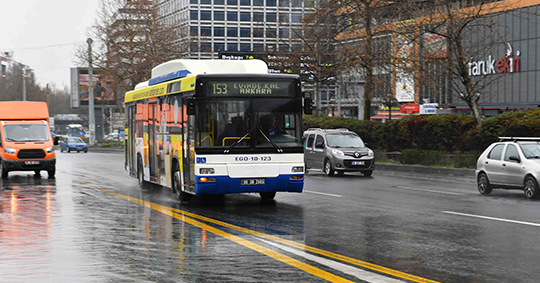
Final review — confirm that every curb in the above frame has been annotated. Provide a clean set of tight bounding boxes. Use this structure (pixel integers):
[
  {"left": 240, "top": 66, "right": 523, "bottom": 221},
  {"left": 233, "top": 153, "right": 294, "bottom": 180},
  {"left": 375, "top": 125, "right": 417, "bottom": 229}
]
[{"left": 375, "top": 163, "right": 476, "bottom": 177}]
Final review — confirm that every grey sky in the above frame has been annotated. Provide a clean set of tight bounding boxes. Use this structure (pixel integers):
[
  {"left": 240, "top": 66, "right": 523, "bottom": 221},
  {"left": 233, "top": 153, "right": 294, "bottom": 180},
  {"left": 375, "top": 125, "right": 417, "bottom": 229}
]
[{"left": 1, "top": 0, "right": 100, "bottom": 89}]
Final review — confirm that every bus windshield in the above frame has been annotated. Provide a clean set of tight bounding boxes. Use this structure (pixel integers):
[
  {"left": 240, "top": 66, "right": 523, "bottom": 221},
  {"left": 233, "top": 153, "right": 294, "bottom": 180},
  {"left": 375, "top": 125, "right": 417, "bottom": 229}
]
[{"left": 195, "top": 98, "right": 302, "bottom": 151}]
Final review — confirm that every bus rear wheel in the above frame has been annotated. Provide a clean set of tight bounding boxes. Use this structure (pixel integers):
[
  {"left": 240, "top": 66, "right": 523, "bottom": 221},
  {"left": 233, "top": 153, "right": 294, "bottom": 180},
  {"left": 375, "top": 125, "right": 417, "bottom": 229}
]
[
  {"left": 137, "top": 159, "right": 144, "bottom": 187},
  {"left": 173, "top": 165, "right": 191, "bottom": 203},
  {"left": 260, "top": 191, "right": 276, "bottom": 201}
]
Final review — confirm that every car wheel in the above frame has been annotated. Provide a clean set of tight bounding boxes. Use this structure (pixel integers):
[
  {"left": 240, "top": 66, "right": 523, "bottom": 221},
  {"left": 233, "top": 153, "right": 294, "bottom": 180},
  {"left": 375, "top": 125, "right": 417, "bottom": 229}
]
[
  {"left": 67, "top": 148, "right": 71, "bottom": 153},
  {"left": 84, "top": 150, "right": 88, "bottom": 153},
  {"left": 362, "top": 170, "right": 373, "bottom": 177},
  {"left": 524, "top": 176, "right": 539, "bottom": 199},
  {"left": 260, "top": 191, "right": 276, "bottom": 201},
  {"left": 324, "top": 159, "right": 334, "bottom": 176},
  {"left": 1, "top": 161, "right": 8, "bottom": 179},
  {"left": 60, "top": 147, "right": 63, "bottom": 152},
  {"left": 173, "top": 164, "right": 191, "bottom": 203},
  {"left": 47, "top": 168, "right": 55, "bottom": 179},
  {"left": 477, "top": 172, "right": 493, "bottom": 195}
]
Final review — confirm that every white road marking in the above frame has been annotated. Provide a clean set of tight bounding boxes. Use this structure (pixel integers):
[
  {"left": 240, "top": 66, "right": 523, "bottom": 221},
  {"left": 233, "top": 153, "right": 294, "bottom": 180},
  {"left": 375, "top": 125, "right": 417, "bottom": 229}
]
[
  {"left": 396, "top": 186, "right": 464, "bottom": 196},
  {"left": 303, "top": 190, "right": 342, "bottom": 198},
  {"left": 258, "top": 239, "right": 405, "bottom": 283},
  {"left": 442, "top": 211, "right": 540, "bottom": 227}
]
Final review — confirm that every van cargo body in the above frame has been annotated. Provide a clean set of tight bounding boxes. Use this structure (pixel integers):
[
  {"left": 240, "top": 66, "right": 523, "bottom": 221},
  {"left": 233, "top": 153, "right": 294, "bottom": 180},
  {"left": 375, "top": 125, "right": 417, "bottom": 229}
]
[{"left": 0, "top": 101, "right": 56, "bottom": 178}]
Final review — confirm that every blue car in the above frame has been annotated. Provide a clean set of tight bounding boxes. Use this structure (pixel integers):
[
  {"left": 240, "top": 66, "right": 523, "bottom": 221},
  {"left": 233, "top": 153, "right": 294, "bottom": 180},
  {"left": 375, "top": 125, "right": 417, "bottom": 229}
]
[{"left": 60, "top": 137, "right": 88, "bottom": 153}]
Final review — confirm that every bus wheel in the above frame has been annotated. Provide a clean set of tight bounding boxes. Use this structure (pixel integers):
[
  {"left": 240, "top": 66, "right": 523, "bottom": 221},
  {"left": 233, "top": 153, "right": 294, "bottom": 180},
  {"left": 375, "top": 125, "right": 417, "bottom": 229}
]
[
  {"left": 137, "top": 159, "right": 144, "bottom": 187},
  {"left": 260, "top": 192, "right": 276, "bottom": 201},
  {"left": 173, "top": 166, "right": 191, "bottom": 203}
]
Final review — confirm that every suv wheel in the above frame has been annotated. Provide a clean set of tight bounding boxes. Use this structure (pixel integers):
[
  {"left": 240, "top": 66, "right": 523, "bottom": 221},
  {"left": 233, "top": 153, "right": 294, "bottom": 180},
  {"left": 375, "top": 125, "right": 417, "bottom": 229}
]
[
  {"left": 324, "top": 159, "right": 334, "bottom": 176},
  {"left": 524, "top": 176, "right": 539, "bottom": 199}
]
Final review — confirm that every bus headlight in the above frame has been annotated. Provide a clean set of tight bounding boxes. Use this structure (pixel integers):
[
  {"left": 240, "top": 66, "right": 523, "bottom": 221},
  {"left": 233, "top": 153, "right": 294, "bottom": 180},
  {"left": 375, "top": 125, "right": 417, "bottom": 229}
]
[
  {"left": 291, "top": 166, "right": 304, "bottom": 173},
  {"left": 4, "top": 147, "right": 16, "bottom": 154},
  {"left": 46, "top": 146, "right": 54, "bottom": 153},
  {"left": 200, "top": 168, "right": 215, "bottom": 174}
]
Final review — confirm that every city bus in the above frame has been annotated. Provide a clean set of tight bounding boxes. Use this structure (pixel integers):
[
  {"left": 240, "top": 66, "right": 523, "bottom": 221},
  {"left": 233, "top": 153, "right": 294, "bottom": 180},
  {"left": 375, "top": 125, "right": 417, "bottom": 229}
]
[{"left": 124, "top": 59, "right": 312, "bottom": 202}]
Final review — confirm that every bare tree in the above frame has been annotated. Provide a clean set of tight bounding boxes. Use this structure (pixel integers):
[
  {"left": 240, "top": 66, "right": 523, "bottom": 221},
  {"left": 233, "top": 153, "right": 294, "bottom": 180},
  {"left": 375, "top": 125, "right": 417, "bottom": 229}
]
[
  {"left": 76, "top": 0, "right": 190, "bottom": 111},
  {"left": 0, "top": 65, "right": 46, "bottom": 102}
]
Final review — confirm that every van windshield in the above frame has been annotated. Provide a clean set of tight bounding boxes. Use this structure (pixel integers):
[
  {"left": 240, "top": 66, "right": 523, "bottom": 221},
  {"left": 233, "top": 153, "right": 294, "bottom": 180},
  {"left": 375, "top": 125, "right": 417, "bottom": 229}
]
[
  {"left": 3, "top": 124, "right": 50, "bottom": 142},
  {"left": 326, "top": 134, "right": 365, "bottom": 148}
]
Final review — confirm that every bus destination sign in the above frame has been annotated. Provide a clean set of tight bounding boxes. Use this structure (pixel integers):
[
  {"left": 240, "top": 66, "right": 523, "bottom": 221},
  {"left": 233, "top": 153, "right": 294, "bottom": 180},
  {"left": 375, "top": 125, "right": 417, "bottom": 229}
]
[{"left": 206, "top": 81, "right": 293, "bottom": 97}]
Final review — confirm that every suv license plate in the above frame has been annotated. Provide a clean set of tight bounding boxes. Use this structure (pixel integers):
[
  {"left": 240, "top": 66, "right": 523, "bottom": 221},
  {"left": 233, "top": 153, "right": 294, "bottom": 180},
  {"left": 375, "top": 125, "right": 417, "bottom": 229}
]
[
  {"left": 241, "top": 179, "right": 265, "bottom": 185},
  {"left": 25, "top": 161, "right": 40, "bottom": 165},
  {"left": 352, "top": 161, "right": 364, "bottom": 165}
]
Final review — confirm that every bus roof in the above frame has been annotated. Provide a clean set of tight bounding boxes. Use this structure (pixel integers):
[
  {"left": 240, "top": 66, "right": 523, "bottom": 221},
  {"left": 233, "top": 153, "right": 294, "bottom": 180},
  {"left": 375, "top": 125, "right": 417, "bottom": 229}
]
[
  {"left": 0, "top": 101, "right": 49, "bottom": 120},
  {"left": 151, "top": 59, "right": 268, "bottom": 78}
]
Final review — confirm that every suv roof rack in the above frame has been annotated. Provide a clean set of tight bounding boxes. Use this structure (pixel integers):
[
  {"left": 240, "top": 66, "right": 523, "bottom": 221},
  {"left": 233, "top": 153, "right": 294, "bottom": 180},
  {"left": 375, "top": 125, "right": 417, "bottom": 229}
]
[{"left": 499, "top": 137, "right": 540, "bottom": 142}]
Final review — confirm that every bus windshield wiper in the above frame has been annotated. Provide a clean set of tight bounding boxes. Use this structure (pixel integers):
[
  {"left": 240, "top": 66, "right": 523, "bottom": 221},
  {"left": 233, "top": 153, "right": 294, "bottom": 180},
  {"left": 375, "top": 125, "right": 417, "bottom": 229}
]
[
  {"left": 258, "top": 128, "right": 283, "bottom": 153},
  {"left": 224, "top": 131, "right": 251, "bottom": 153}
]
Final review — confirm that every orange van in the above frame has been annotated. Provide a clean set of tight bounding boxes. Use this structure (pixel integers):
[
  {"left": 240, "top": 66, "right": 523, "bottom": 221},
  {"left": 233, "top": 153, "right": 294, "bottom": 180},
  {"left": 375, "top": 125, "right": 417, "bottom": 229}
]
[{"left": 0, "top": 101, "right": 57, "bottom": 178}]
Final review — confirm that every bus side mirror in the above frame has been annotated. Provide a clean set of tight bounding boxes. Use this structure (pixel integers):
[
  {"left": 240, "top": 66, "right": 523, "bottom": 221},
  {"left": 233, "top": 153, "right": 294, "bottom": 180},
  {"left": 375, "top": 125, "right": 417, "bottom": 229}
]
[
  {"left": 187, "top": 100, "right": 195, "bottom": 115},
  {"left": 304, "top": 97, "right": 313, "bottom": 115}
]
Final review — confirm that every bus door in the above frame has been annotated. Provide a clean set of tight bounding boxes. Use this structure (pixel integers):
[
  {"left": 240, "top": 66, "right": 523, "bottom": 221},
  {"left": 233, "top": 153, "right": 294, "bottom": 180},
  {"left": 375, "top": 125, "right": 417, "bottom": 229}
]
[
  {"left": 183, "top": 100, "right": 196, "bottom": 192},
  {"left": 128, "top": 105, "right": 136, "bottom": 175},
  {"left": 148, "top": 102, "right": 158, "bottom": 181}
]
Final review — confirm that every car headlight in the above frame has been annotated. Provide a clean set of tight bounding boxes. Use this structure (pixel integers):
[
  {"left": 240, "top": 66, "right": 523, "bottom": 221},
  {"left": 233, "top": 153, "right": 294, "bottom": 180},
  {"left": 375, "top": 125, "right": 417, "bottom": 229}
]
[
  {"left": 199, "top": 168, "right": 215, "bottom": 174},
  {"left": 332, "top": 149, "right": 344, "bottom": 157},
  {"left": 368, "top": 149, "right": 374, "bottom": 157},
  {"left": 46, "top": 146, "right": 54, "bottom": 153},
  {"left": 4, "top": 147, "right": 16, "bottom": 154}
]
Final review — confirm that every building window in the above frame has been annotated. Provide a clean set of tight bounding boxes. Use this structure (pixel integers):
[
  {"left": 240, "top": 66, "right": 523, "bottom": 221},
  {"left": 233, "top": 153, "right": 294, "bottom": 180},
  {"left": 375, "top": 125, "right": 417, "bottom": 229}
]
[
  {"left": 279, "top": 44, "right": 289, "bottom": 51},
  {"left": 266, "top": 0, "right": 276, "bottom": 6},
  {"left": 190, "top": 26, "right": 198, "bottom": 36},
  {"left": 227, "top": 27, "right": 238, "bottom": 37},
  {"left": 291, "top": 0, "right": 302, "bottom": 7},
  {"left": 240, "top": 11, "right": 251, "bottom": 21},
  {"left": 266, "top": 12, "right": 276, "bottom": 22},
  {"left": 266, "top": 28, "right": 276, "bottom": 38},
  {"left": 214, "top": 43, "right": 225, "bottom": 52},
  {"left": 190, "top": 0, "right": 198, "bottom": 3},
  {"left": 214, "top": 26, "right": 225, "bottom": 36},
  {"left": 305, "top": 0, "right": 314, "bottom": 7},
  {"left": 227, "top": 43, "right": 238, "bottom": 51},
  {"left": 240, "top": 0, "right": 250, "bottom": 5},
  {"left": 279, "top": 13, "right": 289, "bottom": 23},
  {"left": 201, "top": 26, "right": 212, "bottom": 36},
  {"left": 227, "top": 0, "right": 238, "bottom": 4},
  {"left": 201, "top": 0, "right": 211, "bottom": 4},
  {"left": 240, "top": 43, "right": 251, "bottom": 51},
  {"left": 201, "top": 43, "right": 212, "bottom": 52},
  {"left": 215, "top": 0, "right": 225, "bottom": 4},
  {"left": 291, "top": 13, "right": 302, "bottom": 23},
  {"left": 191, "top": 42, "right": 199, "bottom": 52},
  {"left": 253, "top": 0, "right": 263, "bottom": 5},
  {"left": 201, "top": 10, "right": 211, "bottom": 20},
  {"left": 240, "top": 27, "right": 251, "bottom": 37},
  {"left": 253, "top": 28, "right": 264, "bottom": 38},
  {"left": 279, "top": 0, "right": 289, "bottom": 7},
  {"left": 253, "top": 44, "right": 264, "bottom": 51},
  {"left": 227, "top": 11, "right": 238, "bottom": 21},
  {"left": 190, "top": 10, "right": 198, "bottom": 20},
  {"left": 214, "top": 10, "right": 225, "bottom": 21},
  {"left": 254, "top": 12, "right": 264, "bottom": 22},
  {"left": 279, "top": 28, "right": 289, "bottom": 38}
]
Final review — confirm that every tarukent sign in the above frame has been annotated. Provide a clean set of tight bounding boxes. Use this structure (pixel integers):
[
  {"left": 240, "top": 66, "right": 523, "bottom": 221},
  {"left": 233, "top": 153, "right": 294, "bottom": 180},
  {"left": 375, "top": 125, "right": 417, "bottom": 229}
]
[{"left": 468, "top": 43, "right": 520, "bottom": 76}]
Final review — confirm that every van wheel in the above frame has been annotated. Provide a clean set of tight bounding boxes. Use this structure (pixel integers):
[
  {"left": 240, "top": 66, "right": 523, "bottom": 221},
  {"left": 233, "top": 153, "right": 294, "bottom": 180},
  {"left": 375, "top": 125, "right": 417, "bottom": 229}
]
[
  {"left": 524, "top": 176, "right": 539, "bottom": 199},
  {"left": 1, "top": 162, "right": 8, "bottom": 179},
  {"left": 362, "top": 170, "right": 373, "bottom": 177},
  {"left": 47, "top": 168, "right": 55, "bottom": 179},
  {"left": 173, "top": 165, "right": 191, "bottom": 203},
  {"left": 260, "top": 192, "right": 276, "bottom": 201},
  {"left": 324, "top": 159, "right": 334, "bottom": 176}
]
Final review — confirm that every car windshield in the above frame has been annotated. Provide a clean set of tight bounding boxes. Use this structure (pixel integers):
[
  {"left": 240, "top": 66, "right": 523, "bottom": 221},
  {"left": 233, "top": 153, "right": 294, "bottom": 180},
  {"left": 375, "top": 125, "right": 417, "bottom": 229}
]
[
  {"left": 67, "top": 137, "right": 84, "bottom": 143},
  {"left": 326, "top": 134, "right": 365, "bottom": 148},
  {"left": 520, "top": 142, "right": 540, "bottom": 158},
  {"left": 3, "top": 124, "right": 50, "bottom": 142}
]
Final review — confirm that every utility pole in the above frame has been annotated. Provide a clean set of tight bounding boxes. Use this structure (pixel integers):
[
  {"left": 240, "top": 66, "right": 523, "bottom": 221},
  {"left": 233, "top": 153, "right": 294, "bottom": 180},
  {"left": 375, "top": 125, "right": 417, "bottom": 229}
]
[
  {"left": 22, "top": 69, "right": 26, "bottom": 101},
  {"left": 87, "top": 38, "right": 95, "bottom": 146}
]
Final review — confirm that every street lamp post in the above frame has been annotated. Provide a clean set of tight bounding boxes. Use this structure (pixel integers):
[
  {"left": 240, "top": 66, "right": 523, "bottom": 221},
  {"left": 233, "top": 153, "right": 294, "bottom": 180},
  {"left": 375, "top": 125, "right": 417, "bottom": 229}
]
[{"left": 87, "top": 38, "right": 95, "bottom": 146}]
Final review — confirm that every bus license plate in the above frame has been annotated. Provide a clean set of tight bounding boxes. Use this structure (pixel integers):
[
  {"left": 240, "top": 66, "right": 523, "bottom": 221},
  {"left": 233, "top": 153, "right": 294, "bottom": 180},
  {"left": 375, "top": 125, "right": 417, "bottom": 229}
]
[
  {"left": 25, "top": 161, "right": 40, "bottom": 165},
  {"left": 241, "top": 179, "right": 265, "bottom": 185},
  {"left": 352, "top": 161, "right": 364, "bottom": 165}
]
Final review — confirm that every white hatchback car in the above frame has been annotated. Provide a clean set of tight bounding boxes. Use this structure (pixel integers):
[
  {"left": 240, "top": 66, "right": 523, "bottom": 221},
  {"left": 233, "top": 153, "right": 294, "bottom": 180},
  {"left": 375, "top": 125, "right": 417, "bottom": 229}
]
[{"left": 476, "top": 137, "right": 540, "bottom": 199}]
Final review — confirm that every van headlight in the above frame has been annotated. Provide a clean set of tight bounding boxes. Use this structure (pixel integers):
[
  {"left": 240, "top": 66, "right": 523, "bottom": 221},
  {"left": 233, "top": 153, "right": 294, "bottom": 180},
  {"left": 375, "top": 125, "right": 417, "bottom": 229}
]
[
  {"left": 332, "top": 149, "right": 344, "bottom": 157},
  {"left": 4, "top": 147, "right": 16, "bottom": 154},
  {"left": 46, "top": 146, "right": 54, "bottom": 153}
]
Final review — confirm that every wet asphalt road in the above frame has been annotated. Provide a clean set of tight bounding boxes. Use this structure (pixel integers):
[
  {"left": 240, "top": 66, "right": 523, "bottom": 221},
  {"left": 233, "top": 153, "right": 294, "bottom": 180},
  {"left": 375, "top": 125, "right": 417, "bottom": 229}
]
[{"left": 1, "top": 150, "right": 540, "bottom": 282}]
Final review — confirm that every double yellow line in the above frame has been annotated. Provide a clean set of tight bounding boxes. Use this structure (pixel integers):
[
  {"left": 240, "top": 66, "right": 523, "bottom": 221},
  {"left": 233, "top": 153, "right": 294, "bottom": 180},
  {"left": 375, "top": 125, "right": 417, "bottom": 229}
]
[{"left": 103, "top": 190, "right": 439, "bottom": 283}]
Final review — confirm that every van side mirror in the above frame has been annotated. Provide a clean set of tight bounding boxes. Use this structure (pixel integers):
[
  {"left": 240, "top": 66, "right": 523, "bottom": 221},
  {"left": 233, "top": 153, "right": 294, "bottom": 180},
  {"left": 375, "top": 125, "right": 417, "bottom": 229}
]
[{"left": 304, "top": 97, "right": 313, "bottom": 115}]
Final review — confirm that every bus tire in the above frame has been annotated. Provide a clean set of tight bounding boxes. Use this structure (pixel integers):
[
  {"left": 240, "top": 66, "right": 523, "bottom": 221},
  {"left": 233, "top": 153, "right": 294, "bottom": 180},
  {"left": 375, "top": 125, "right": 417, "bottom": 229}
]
[
  {"left": 260, "top": 191, "right": 276, "bottom": 201},
  {"left": 173, "top": 164, "right": 191, "bottom": 203},
  {"left": 137, "top": 158, "right": 145, "bottom": 187}
]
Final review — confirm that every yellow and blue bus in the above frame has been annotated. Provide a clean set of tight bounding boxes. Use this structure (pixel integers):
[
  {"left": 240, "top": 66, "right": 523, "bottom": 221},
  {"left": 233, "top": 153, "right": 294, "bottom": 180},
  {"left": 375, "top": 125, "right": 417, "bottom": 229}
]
[{"left": 124, "top": 59, "right": 312, "bottom": 202}]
